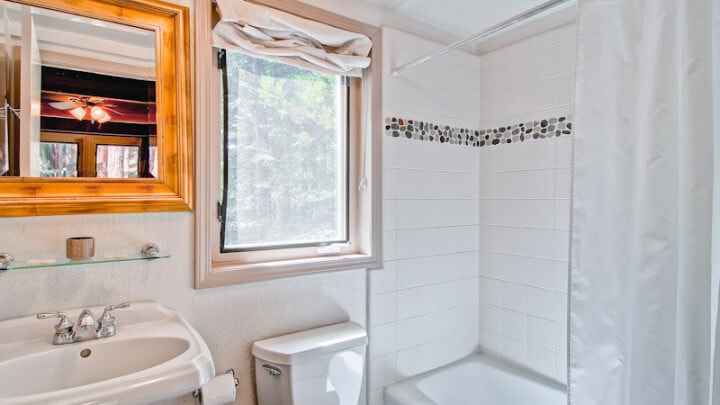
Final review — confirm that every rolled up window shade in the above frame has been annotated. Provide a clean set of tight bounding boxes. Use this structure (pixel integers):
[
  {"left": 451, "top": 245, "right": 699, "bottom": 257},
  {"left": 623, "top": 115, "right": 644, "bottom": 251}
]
[{"left": 212, "top": 0, "right": 372, "bottom": 76}]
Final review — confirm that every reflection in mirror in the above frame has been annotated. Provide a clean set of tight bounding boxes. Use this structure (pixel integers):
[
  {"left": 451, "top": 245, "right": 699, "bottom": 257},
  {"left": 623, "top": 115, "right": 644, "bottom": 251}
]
[{"left": 0, "top": 0, "right": 157, "bottom": 178}]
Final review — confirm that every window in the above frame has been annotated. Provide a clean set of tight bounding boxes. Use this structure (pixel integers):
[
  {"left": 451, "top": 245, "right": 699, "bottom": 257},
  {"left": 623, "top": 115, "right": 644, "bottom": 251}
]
[
  {"left": 195, "top": 0, "right": 383, "bottom": 287},
  {"left": 220, "top": 51, "right": 349, "bottom": 253},
  {"left": 39, "top": 132, "right": 154, "bottom": 178},
  {"left": 39, "top": 142, "right": 78, "bottom": 177}
]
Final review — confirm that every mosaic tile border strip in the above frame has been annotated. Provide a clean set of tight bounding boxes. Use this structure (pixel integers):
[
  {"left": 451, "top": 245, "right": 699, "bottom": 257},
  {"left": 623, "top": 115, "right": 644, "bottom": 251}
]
[{"left": 383, "top": 115, "right": 573, "bottom": 148}]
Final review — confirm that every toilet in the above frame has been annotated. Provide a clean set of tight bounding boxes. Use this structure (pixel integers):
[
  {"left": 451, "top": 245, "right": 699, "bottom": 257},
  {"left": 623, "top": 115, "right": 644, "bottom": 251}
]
[{"left": 252, "top": 321, "right": 368, "bottom": 405}]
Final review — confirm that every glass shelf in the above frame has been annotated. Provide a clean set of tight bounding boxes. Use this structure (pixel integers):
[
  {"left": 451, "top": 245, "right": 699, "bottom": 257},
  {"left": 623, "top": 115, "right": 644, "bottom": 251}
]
[{"left": 3, "top": 252, "right": 170, "bottom": 271}]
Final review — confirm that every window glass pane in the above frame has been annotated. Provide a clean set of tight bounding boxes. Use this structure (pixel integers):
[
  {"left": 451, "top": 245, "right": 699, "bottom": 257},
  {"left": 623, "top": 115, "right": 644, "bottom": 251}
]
[
  {"left": 148, "top": 146, "right": 158, "bottom": 179},
  {"left": 223, "top": 51, "right": 347, "bottom": 250},
  {"left": 40, "top": 142, "right": 78, "bottom": 177},
  {"left": 96, "top": 145, "right": 139, "bottom": 178}
]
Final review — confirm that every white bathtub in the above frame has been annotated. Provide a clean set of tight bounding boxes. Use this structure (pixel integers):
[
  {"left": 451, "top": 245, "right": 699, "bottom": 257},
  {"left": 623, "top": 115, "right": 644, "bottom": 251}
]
[{"left": 384, "top": 354, "right": 567, "bottom": 405}]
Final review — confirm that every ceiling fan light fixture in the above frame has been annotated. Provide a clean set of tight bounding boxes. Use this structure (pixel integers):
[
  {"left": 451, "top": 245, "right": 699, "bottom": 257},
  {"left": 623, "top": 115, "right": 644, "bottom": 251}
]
[
  {"left": 97, "top": 112, "right": 111, "bottom": 124},
  {"left": 90, "top": 106, "right": 105, "bottom": 120},
  {"left": 70, "top": 107, "right": 86, "bottom": 120}
]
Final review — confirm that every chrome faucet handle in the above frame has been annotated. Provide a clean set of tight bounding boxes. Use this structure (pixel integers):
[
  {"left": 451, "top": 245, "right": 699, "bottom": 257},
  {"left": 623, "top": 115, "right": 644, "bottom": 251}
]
[
  {"left": 37, "top": 312, "right": 73, "bottom": 334},
  {"left": 97, "top": 302, "right": 130, "bottom": 338},
  {"left": 73, "top": 309, "right": 97, "bottom": 342},
  {"left": 37, "top": 312, "right": 75, "bottom": 344}
]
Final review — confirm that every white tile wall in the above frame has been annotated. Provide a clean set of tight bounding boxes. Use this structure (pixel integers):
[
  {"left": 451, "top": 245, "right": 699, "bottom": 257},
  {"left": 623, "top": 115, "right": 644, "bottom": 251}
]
[
  {"left": 368, "top": 21, "right": 576, "bottom": 402},
  {"left": 367, "top": 26, "right": 481, "bottom": 404},
  {"left": 476, "top": 22, "right": 576, "bottom": 384}
]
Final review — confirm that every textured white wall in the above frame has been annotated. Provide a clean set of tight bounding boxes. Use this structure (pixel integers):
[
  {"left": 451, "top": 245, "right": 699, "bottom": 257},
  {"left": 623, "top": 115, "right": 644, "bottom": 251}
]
[
  {"left": 367, "top": 27, "right": 482, "bottom": 405},
  {"left": 0, "top": 212, "right": 366, "bottom": 404},
  {"left": 476, "top": 22, "right": 576, "bottom": 384}
]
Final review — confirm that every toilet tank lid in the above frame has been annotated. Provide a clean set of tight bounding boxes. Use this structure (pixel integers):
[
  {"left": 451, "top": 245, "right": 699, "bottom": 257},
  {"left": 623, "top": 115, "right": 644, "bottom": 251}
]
[{"left": 252, "top": 321, "right": 368, "bottom": 365}]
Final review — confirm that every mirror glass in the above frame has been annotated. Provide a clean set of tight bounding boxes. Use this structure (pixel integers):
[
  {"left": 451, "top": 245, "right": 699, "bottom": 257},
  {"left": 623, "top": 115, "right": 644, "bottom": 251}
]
[{"left": 0, "top": 1, "right": 157, "bottom": 178}]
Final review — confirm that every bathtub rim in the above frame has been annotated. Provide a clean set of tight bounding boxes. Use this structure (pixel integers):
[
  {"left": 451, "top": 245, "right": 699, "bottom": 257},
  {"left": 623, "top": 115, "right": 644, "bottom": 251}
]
[{"left": 383, "top": 352, "right": 567, "bottom": 404}]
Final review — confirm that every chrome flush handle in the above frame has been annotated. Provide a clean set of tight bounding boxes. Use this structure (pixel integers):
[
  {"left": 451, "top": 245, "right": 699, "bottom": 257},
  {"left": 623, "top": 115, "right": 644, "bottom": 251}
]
[{"left": 97, "top": 302, "right": 130, "bottom": 338}]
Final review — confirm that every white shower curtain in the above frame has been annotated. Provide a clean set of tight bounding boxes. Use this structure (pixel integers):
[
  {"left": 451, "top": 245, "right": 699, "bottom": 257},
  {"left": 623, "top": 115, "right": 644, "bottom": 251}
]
[{"left": 570, "top": 0, "right": 716, "bottom": 404}]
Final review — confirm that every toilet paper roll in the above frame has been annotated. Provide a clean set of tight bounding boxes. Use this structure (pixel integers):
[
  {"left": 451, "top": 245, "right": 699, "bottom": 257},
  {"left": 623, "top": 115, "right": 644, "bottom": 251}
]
[{"left": 201, "top": 374, "right": 237, "bottom": 405}]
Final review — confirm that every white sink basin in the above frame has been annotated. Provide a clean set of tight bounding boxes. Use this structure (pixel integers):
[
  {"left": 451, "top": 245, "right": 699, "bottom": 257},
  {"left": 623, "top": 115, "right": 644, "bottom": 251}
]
[{"left": 0, "top": 302, "right": 215, "bottom": 404}]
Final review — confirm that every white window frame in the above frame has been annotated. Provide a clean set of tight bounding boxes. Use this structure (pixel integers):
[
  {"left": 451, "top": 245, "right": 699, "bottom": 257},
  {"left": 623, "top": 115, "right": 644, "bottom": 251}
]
[{"left": 194, "top": 0, "right": 382, "bottom": 288}]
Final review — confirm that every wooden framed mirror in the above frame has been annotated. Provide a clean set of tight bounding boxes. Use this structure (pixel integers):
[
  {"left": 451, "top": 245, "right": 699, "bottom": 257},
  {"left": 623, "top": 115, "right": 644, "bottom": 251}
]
[{"left": 0, "top": 0, "right": 191, "bottom": 216}]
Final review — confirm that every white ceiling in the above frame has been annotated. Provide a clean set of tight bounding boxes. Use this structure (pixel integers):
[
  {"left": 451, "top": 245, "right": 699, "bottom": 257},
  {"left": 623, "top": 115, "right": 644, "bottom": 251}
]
[{"left": 361, "top": 0, "right": 554, "bottom": 38}]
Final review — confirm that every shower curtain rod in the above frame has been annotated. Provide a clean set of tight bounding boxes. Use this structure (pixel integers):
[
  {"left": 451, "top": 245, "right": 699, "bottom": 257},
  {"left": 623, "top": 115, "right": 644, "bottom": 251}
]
[{"left": 391, "top": 0, "right": 574, "bottom": 77}]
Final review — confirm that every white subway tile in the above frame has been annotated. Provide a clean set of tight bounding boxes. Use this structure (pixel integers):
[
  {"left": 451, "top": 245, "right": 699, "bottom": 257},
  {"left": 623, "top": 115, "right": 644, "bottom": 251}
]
[
  {"left": 397, "top": 278, "right": 477, "bottom": 319},
  {"left": 370, "top": 322, "right": 397, "bottom": 357},
  {"left": 369, "top": 353, "right": 397, "bottom": 390},
  {"left": 525, "top": 200, "right": 556, "bottom": 229},
  {"left": 370, "top": 291, "right": 397, "bottom": 326},
  {"left": 556, "top": 72, "right": 576, "bottom": 106},
  {"left": 383, "top": 230, "right": 397, "bottom": 261},
  {"left": 479, "top": 276, "right": 503, "bottom": 306},
  {"left": 554, "top": 136, "right": 573, "bottom": 168},
  {"left": 498, "top": 40, "right": 529, "bottom": 63},
  {"left": 478, "top": 331, "right": 501, "bottom": 355},
  {"left": 478, "top": 250, "right": 528, "bottom": 284},
  {"left": 396, "top": 226, "right": 478, "bottom": 259},
  {"left": 391, "top": 137, "right": 479, "bottom": 173},
  {"left": 555, "top": 168, "right": 573, "bottom": 199},
  {"left": 397, "top": 332, "right": 477, "bottom": 379},
  {"left": 396, "top": 200, "right": 479, "bottom": 230},
  {"left": 478, "top": 143, "right": 523, "bottom": 173},
  {"left": 481, "top": 63, "right": 504, "bottom": 95},
  {"left": 524, "top": 137, "right": 557, "bottom": 170},
  {"left": 501, "top": 309, "right": 526, "bottom": 341},
  {"left": 479, "top": 92, "right": 504, "bottom": 121},
  {"left": 527, "top": 49, "right": 560, "bottom": 82},
  {"left": 395, "top": 170, "right": 479, "bottom": 200},
  {"left": 501, "top": 86, "right": 528, "bottom": 118},
  {"left": 383, "top": 169, "right": 398, "bottom": 199},
  {"left": 397, "top": 251, "right": 479, "bottom": 289},
  {"left": 555, "top": 199, "right": 571, "bottom": 231},
  {"left": 554, "top": 292, "right": 568, "bottom": 324},
  {"left": 555, "top": 353, "right": 568, "bottom": 384},
  {"left": 501, "top": 336, "right": 527, "bottom": 365},
  {"left": 383, "top": 137, "right": 402, "bottom": 170},
  {"left": 554, "top": 23, "right": 578, "bottom": 45},
  {"left": 531, "top": 29, "right": 556, "bottom": 51},
  {"left": 552, "top": 42, "right": 578, "bottom": 76},
  {"left": 555, "top": 231, "right": 571, "bottom": 263},
  {"left": 501, "top": 282, "right": 527, "bottom": 312},
  {"left": 478, "top": 199, "right": 526, "bottom": 227},
  {"left": 397, "top": 316, "right": 422, "bottom": 349},
  {"left": 555, "top": 322, "right": 568, "bottom": 355},
  {"left": 479, "top": 304, "right": 502, "bottom": 333},
  {"left": 527, "top": 316, "right": 556, "bottom": 350},
  {"left": 523, "top": 170, "right": 556, "bottom": 199},
  {"left": 525, "top": 78, "right": 557, "bottom": 113},
  {"left": 479, "top": 225, "right": 526, "bottom": 256},
  {"left": 525, "top": 257, "right": 567, "bottom": 291},
  {"left": 527, "top": 344, "right": 556, "bottom": 378},
  {"left": 526, "top": 286, "right": 556, "bottom": 320},
  {"left": 499, "top": 59, "right": 529, "bottom": 91},
  {"left": 479, "top": 171, "right": 526, "bottom": 199},
  {"left": 524, "top": 228, "right": 558, "bottom": 259},
  {"left": 383, "top": 200, "right": 397, "bottom": 230},
  {"left": 369, "top": 262, "right": 397, "bottom": 295}
]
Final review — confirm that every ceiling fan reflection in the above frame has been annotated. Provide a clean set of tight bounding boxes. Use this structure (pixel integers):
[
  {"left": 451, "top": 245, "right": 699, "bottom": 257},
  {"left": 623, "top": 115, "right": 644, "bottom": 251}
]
[{"left": 49, "top": 96, "right": 123, "bottom": 124}]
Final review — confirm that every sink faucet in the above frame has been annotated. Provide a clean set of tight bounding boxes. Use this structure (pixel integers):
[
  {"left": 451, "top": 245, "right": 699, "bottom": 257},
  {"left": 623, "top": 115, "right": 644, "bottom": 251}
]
[{"left": 37, "top": 303, "right": 130, "bottom": 345}]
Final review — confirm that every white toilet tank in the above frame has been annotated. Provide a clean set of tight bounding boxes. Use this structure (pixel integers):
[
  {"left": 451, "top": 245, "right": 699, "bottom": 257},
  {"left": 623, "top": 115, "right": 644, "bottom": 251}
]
[{"left": 252, "top": 321, "right": 368, "bottom": 405}]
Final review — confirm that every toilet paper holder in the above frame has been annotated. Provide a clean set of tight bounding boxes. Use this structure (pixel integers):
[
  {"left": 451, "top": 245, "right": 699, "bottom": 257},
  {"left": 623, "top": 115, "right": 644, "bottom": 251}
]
[{"left": 192, "top": 369, "right": 239, "bottom": 403}]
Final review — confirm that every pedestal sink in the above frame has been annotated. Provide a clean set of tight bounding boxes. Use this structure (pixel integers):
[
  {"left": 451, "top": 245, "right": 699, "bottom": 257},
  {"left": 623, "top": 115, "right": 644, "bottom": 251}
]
[{"left": 0, "top": 302, "right": 215, "bottom": 404}]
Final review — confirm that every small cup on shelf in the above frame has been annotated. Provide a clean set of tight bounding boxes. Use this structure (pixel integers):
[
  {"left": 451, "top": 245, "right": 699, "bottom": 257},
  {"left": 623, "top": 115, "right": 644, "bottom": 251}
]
[{"left": 66, "top": 237, "right": 95, "bottom": 261}]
